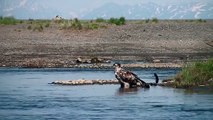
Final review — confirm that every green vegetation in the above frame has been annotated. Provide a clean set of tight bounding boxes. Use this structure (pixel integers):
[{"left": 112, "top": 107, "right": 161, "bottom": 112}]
[
  {"left": 25, "top": 19, "right": 51, "bottom": 32},
  {"left": 60, "top": 19, "right": 82, "bottom": 30},
  {"left": 72, "top": 18, "right": 83, "bottom": 30},
  {"left": 27, "top": 25, "right": 32, "bottom": 30},
  {"left": 0, "top": 16, "right": 126, "bottom": 31},
  {"left": 174, "top": 59, "right": 213, "bottom": 88},
  {"left": 185, "top": 19, "right": 207, "bottom": 23},
  {"left": 60, "top": 17, "right": 125, "bottom": 30},
  {"left": 85, "top": 23, "right": 99, "bottom": 30},
  {"left": 145, "top": 19, "right": 150, "bottom": 23},
  {"left": 19, "top": 20, "right": 23, "bottom": 24},
  {"left": 151, "top": 17, "right": 158, "bottom": 23},
  {"left": 60, "top": 19, "right": 100, "bottom": 30},
  {"left": 196, "top": 19, "right": 206, "bottom": 23},
  {"left": 136, "top": 18, "right": 158, "bottom": 24},
  {"left": 0, "top": 16, "right": 18, "bottom": 25},
  {"left": 96, "top": 18, "right": 106, "bottom": 23},
  {"left": 44, "top": 23, "right": 50, "bottom": 27},
  {"left": 33, "top": 24, "right": 43, "bottom": 32},
  {"left": 108, "top": 17, "right": 126, "bottom": 25}
]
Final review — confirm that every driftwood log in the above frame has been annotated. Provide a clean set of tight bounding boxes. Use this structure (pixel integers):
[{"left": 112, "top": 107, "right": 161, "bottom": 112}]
[
  {"left": 51, "top": 79, "right": 119, "bottom": 85},
  {"left": 50, "top": 79, "right": 162, "bottom": 86}
]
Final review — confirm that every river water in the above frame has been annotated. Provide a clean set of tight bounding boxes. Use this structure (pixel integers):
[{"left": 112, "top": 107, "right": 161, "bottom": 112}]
[{"left": 0, "top": 68, "right": 213, "bottom": 120}]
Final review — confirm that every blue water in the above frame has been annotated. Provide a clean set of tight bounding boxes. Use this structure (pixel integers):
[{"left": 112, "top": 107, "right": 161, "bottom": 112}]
[{"left": 0, "top": 68, "right": 213, "bottom": 120}]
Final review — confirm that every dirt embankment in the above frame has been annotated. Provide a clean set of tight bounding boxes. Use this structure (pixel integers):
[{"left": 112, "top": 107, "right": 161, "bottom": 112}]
[{"left": 0, "top": 20, "right": 213, "bottom": 68}]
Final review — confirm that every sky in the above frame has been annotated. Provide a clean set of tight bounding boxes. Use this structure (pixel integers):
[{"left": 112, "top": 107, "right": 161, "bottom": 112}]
[
  {"left": 0, "top": 0, "right": 212, "bottom": 19},
  {"left": 1, "top": 0, "right": 210, "bottom": 10}
]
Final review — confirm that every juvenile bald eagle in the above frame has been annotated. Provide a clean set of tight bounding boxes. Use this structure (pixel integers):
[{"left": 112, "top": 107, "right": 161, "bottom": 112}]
[{"left": 113, "top": 63, "right": 150, "bottom": 88}]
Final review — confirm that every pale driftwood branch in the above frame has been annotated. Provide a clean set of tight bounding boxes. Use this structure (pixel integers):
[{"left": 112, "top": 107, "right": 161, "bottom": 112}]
[
  {"left": 50, "top": 79, "right": 163, "bottom": 86},
  {"left": 51, "top": 79, "right": 120, "bottom": 85}
]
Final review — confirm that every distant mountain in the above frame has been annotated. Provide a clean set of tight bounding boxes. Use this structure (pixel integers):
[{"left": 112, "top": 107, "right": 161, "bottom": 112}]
[
  {"left": 1, "top": 1, "right": 213, "bottom": 19},
  {"left": 0, "top": 0, "right": 61, "bottom": 19},
  {"left": 82, "top": 2, "right": 213, "bottom": 19}
]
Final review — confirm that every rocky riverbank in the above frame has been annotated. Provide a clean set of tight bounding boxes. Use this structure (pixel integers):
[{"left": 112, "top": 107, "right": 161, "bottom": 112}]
[{"left": 0, "top": 20, "right": 213, "bottom": 68}]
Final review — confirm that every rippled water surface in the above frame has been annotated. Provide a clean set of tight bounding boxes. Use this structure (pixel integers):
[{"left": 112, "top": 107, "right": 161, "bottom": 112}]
[{"left": 0, "top": 68, "right": 213, "bottom": 120}]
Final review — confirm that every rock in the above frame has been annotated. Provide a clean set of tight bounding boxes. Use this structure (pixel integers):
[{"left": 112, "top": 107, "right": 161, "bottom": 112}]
[
  {"left": 76, "top": 57, "right": 83, "bottom": 63},
  {"left": 153, "top": 59, "right": 161, "bottom": 63},
  {"left": 208, "top": 78, "right": 213, "bottom": 82},
  {"left": 90, "top": 57, "right": 102, "bottom": 63},
  {"left": 162, "top": 79, "right": 174, "bottom": 83}
]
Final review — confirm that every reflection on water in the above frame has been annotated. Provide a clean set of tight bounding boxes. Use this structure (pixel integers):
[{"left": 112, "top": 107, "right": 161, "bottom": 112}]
[
  {"left": 0, "top": 68, "right": 213, "bottom": 120},
  {"left": 116, "top": 87, "right": 141, "bottom": 95},
  {"left": 116, "top": 87, "right": 151, "bottom": 96},
  {"left": 184, "top": 86, "right": 213, "bottom": 94}
]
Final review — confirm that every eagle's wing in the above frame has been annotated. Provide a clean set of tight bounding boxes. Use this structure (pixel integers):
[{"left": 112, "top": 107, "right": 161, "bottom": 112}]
[
  {"left": 118, "top": 69, "right": 138, "bottom": 84},
  {"left": 130, "top": 72, "right": 150, "bottom": 88},
  {"left": 115, "top": 68, "right": 150, "bottom": 88},
  {"left": 119, "top": 69, "right": 150, "bottom": 88}
]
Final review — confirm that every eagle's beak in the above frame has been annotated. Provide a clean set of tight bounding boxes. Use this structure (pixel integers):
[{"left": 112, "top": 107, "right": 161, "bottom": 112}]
[
  {"left": 113, "top": 64, "right": 116, "bottom": 67},
  {"left": 113, "top": 63, "right": 120, "bottom": 67}
]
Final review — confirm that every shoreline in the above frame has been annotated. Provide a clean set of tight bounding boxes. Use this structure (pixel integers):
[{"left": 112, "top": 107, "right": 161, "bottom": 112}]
[{"left": 0, "top": 62, "right": 183, "bottom": 69}]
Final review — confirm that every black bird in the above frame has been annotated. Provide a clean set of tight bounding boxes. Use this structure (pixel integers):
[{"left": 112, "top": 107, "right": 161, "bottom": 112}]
[
  {"left": 154, "top": 73, "right": 159, "bottom": 84},
  {"left": 113, "top": 63, "right": 150, "bottom": 88}
]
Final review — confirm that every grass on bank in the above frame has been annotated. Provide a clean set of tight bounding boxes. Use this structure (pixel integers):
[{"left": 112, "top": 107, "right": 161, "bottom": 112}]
[{"left": 174, "top": 59, "right": 213, "bottom": 88}]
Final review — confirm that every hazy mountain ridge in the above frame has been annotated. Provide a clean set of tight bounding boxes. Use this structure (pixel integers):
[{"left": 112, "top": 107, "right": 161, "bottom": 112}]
[
  {"left": 0, "top": 0, "right": 60, "bottom": 19},
  {"left": 1, "top": 1, "right": 213, "bottom": 19},
  {"left": 83, "top": 2, "right": 213, "bottom": 19}
]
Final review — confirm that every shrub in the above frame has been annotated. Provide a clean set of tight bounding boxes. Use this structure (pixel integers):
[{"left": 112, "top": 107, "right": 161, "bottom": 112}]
[
  {"left": 59, "top": 20, "right": 69, "bottom": 29},
  {"left": 38, "top": 25, "right": 43, "bottom": 32},
  {"left": 60, "top": 19, "right": 82, "bottom": 30},
  {"left": 44, "top": 23, "right": 50, "bottom": 27},
  {"left": 0, "top": 16, "right": 17, "bottom": 25},
  {"left": 27, "top": 25, "right": 32, "bottom": 30},
  {"left": 108, "top": 17, "right": 116, "bottom": 24},
  {"left": 100, "top": 25, "right": 107, "bottom": 28},
  {"left": 33, "top": 24, "right": 43, "bottom": 32},
  {"left": 59, "top": 22, "right": 67, "bottom": 29},
  {"left": 71, "top": 19, "right": 82, "bottom": 30},
  {"left": 145, "top": 19, "right": 150, "bottom": 23},
  {"left": 196, "top": 19, "right": 206, "bottom": 23},
  {"left": 19, "top": 20, "right": 23, "bottom": 24},
  {"left": 152, "top": 17, "right": 158, "bottom": 23},
  {"left": 119, "top": 17, "right": 126, "bottom": 25},
  {"left": 86, "top": 23, "right": 99, "bottom": 30},
  {"left": 59, "top": 18, "right": 110, "bottom": 30},
  {"left": 96, "top": 18, "right": 105, "bottom": 22},
  {"left": 108, "top": 17, "right": 126, "bottom": 25},
  {"left": 185, "top": 19, "right": 206, "bottom": 23}
]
